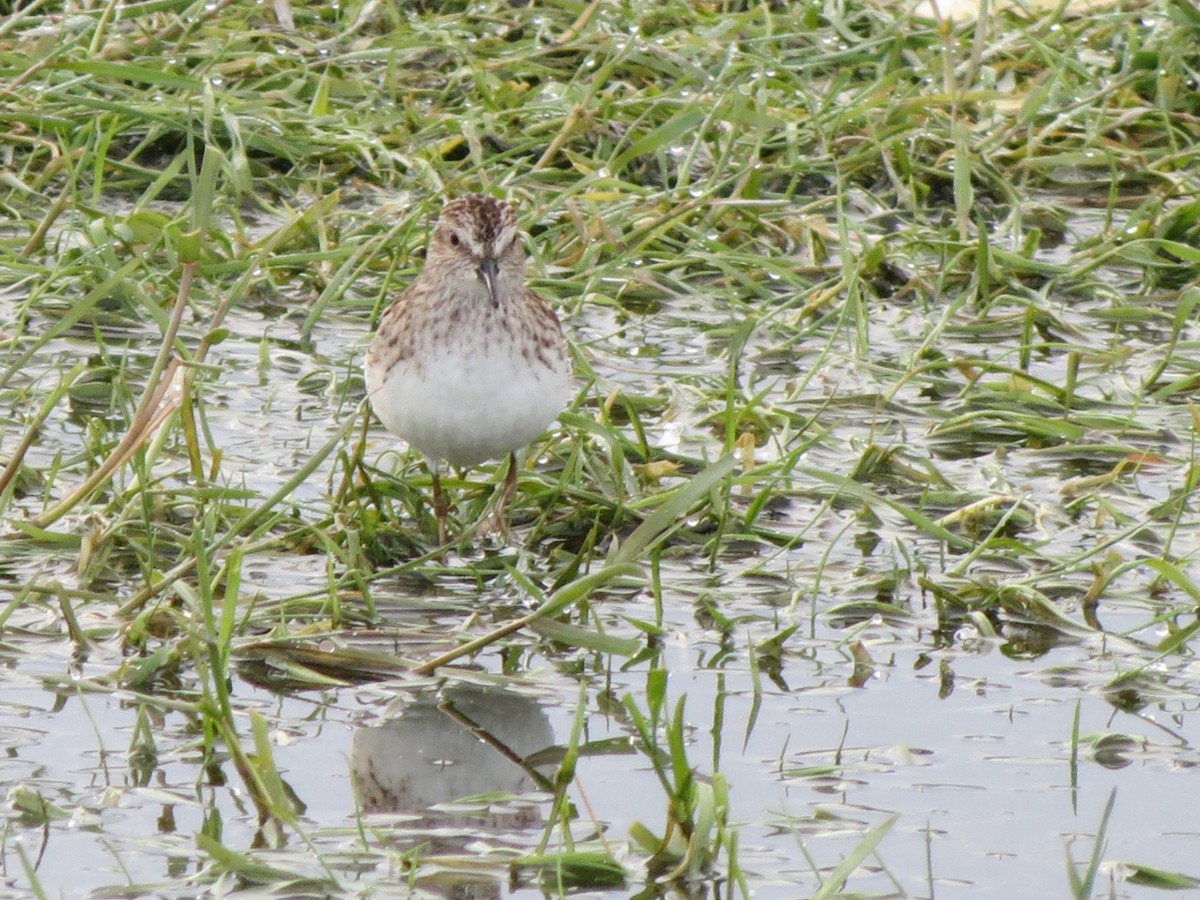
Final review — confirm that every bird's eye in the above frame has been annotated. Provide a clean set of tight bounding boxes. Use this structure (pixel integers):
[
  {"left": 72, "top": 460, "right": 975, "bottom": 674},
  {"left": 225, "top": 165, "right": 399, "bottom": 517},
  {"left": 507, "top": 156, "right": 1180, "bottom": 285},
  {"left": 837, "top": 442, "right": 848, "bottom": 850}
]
[{"left": 449, "top": 232, "right": 460, "bottom": 247}]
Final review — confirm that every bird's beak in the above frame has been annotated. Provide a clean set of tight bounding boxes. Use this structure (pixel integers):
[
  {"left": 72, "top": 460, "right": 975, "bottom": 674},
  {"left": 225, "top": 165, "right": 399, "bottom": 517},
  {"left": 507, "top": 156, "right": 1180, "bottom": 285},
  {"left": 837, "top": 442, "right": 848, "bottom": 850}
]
[{"left": 478, "top": 256, "right": 500, "bottom": 308}]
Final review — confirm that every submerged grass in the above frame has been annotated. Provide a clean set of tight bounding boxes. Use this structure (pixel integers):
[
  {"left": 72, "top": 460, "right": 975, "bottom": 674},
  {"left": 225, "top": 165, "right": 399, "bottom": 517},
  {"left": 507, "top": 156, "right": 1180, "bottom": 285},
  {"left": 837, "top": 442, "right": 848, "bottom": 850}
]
[{"left": 3, "top": 0, "right": 1200, "bottom": 895}]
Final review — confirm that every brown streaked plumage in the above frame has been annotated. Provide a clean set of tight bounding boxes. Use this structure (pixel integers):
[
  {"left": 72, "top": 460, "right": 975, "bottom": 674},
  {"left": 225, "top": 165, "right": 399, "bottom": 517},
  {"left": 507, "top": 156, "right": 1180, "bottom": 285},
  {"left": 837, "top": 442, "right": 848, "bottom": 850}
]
[{"left": 364, "top": 194, "right": 571, "bottom": 544}]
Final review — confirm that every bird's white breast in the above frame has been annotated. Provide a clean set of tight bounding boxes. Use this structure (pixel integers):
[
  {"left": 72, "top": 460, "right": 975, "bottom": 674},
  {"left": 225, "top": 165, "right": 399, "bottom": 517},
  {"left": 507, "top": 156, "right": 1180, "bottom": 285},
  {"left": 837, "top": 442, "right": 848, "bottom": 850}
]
[{"left": 366, "top": 319, "right": 569, "bottom": 468}]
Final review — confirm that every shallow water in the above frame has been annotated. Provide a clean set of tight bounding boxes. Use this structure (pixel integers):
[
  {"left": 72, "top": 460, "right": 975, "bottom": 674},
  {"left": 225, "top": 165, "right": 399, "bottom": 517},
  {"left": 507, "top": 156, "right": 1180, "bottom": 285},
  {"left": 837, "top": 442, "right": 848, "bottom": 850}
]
[
  {"left": 3, "top": 188, "right": 1200, "bottom": 898},
  {"left": 4, "top": 598, "right": 1198, "bottom": 897}
]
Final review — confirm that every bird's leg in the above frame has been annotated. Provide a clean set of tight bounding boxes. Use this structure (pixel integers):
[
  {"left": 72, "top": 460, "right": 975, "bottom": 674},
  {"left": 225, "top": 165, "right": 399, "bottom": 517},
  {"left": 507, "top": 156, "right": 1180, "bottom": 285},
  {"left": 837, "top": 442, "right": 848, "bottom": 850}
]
[
  {"left": 430, "top": 465, "right": 449, "bottom": 545},
  {"left": 475, "top": 452, "right": 519, "bottom": 541},
  {"left": 495, "top": 451, "right": 519, "bottom": 521}
]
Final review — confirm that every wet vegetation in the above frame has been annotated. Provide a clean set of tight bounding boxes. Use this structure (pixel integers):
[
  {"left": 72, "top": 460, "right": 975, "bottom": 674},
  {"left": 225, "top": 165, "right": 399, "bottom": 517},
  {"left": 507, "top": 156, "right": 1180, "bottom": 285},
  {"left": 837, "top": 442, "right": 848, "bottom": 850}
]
[{"left": 3, "top": 0, "right": 1200, "bottom": 896}]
